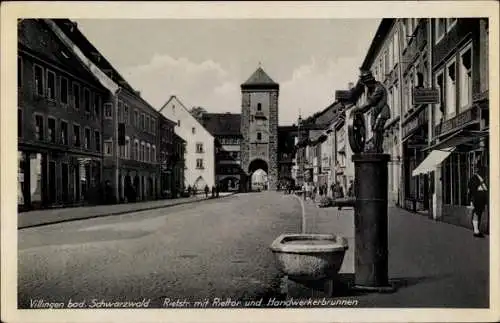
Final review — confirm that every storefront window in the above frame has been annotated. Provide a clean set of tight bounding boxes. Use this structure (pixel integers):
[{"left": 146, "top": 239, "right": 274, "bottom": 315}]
[
  {"left": 18, "top": 152, "right": 25, "bottom": 206},
  {"left": 443, "top": 156, "right": 451, "bottom": 204},
  {"left": 459, "top": 153, "right": 468, "bottom": 205},
  {"left": 30, "top": 153, "right": 43, "bottom": 203}
]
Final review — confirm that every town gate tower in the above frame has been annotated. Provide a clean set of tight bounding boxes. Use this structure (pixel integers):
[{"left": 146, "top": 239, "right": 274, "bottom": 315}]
[{"left": 240, "top": 67, "right": 279, "bottom": 191}]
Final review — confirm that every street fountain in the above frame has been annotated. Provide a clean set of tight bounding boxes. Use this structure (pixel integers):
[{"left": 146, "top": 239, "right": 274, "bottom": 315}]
[{"left": 270, "top": 69, "right": 396, "bottom": 295}]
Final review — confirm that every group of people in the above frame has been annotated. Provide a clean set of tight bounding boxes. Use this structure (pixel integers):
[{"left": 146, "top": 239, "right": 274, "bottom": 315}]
[
  {"left": 186, "top": 184, "right": 220, "bottom": 199},
  {"left": 298, "top": 180, "right": 354, "bottom": 202}
]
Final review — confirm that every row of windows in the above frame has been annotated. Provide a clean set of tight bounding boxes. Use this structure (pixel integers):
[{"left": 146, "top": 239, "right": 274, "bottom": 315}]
[
  {"left": 433, "top": 42, "right": 473, "bottom": 127},
  {"left": 442, "top": 151, "right": 478, "bottom": 206},
  {"left": 161, "top": 125, "right": 175, "bottom": 143},
  {"left": 111, "top": 101, "right": 157, "bottom": 135},
  {"left": 19, "top": 109, "right": 101, "bottom": 151},
  {"left": 372, "top": 22, "right": 402, "bottom": 83},
  {"left": 19, "top": 57, "right": 161, "bottom": 137},
  {"left": 218, "top": 137, "right": 241, "bottom": 145},
  {"left": 403, "top": 59, "right": 429, "bottom": 115},
  {"left": 359, "top": 18, "right": 466, "bottom": 126},
  {"left": 19, "top": 58, "right": 103, "bottom": 118},
  {"left": 103, "top": 138, "right": 157, "bottom": 164}
]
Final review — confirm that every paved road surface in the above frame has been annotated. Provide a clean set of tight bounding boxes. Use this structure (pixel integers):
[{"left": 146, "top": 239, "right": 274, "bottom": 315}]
[
  {"left": 18, "top": 192, "right": 301, "bottom": 308},
  {"left": 18, "top": 192, "right": 490, "bottom": 309}
]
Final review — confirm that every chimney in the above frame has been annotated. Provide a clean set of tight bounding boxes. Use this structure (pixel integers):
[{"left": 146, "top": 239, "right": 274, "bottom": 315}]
[
  {"left": 135, "top": 90, "right": 141, "bottom": 97},
  {"left": 348, "top": 82, "right": 354, "bottom": 90}
]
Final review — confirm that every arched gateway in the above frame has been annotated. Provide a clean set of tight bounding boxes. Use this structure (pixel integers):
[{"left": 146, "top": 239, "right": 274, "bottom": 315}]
[
  {"left": 248, "top": 159, "right": 268, "bottom": 191},
  {"left": 240, "top": 66, "right": 279, "bottom": 191}
]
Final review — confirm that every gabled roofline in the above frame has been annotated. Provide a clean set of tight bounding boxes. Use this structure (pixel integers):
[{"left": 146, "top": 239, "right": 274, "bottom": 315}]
[{"left": 158, "top": 95, "right": 214, "bottom": 139}]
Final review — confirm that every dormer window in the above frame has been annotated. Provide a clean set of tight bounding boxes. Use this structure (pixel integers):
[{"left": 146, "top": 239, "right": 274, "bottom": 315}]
[{"left": 257, "top": 103, "right": 262, "bottom": 111}]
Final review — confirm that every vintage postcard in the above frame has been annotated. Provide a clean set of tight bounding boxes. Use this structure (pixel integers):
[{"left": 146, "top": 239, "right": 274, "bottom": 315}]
[{"left": 1, "top": 1, "right": 499, "bottom": 323}]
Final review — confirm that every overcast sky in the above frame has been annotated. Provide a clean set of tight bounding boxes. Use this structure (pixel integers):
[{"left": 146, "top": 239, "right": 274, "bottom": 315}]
[{"left": 75, "top": 19, "right": 380, "bottom": 125}]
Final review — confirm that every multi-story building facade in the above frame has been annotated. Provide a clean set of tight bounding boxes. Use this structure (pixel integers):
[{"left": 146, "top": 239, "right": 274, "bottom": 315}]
[
  {"left": 240, "top": 67, "right": 279, "bottom": 191},
  {"left": 399, "top": 18, "right": 433, "bottom": 213},
  {"left": 360, "top": 19, "right": 403, "bottom": 207},
  {"left": 17, "top": 19, "right": 109, "bottom": 211},
  {"left": 52, "top": 19, "right": 162, "bottom": 204},
  {"left": 277, "top": 126, "right": 299, "bottom": 188},
  {"left": 159, "top": 95, "right": 215, "bottom": 191},
  {"left": 201, "top": 113, "right": 243, "bottom": 192},
  {"left": 101, "top": 89, "right": 161, "bottom": 203},
  {"left": 159, "top": 114, "right": 177, "bottom": 198},
  {"left": 340, "top": 18, "right": 489, "bottom": 232},
  {"left": 419, "top": 18, "right": 489, "bottom": 231}
]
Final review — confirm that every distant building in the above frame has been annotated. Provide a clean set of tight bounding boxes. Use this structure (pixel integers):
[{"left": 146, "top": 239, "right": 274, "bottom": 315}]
[
  {"left": 158, "top": 115, "right": 178, "bottom": 198},
  {"left": 240, "top": 67, "right": 279, "bottom": 191},
  {"left": 200, "top": 113, "right": 243, "bottom": 192},
  {"left": 17, "top": 19, "right": 110, "bottom": 211},
  {"left": 159, "top": 95, "right": 215, "bottom": 191},
  {"left": 173, "top": 133, "right": 186, "bottom": 196}
]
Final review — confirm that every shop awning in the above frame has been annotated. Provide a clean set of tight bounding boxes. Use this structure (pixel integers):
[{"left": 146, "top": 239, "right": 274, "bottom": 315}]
[
  {"left": 424, "top": 129, "right": 488, "bottom": 151},
  {"left": 412, "top": 147, "right": 456, "bottom": 177}
]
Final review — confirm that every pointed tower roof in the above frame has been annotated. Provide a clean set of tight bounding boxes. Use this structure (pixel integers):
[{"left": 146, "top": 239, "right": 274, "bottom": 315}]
[{"left": 241, "top": 66, "right": 279, "bottom": 90}]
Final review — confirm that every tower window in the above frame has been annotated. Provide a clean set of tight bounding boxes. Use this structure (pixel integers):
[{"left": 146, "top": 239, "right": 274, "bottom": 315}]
[
  {"left": 257, "top": 103, "right": 262, "bottom": 111},
  {"left": 257, "top": 132, "right": 262, "bottom": 141}
]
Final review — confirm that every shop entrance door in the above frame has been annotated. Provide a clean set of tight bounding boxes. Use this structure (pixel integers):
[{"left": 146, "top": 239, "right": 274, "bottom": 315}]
[
  {"left": 62, "top": 163, "right": 69, "bottom": 202},
  {"left": 48, "top": 161, "right": 56, "bottom": 204}
]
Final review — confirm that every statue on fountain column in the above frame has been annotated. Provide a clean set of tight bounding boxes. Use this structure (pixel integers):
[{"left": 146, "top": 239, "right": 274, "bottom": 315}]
[{"left": 351, "top": 69, "right": 391, "bottom": 154}]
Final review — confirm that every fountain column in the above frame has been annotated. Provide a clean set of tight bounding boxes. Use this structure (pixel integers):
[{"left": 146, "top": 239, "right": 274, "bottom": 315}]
[{"left": 352, "top": 153, "right": 393, "bottom": 291}]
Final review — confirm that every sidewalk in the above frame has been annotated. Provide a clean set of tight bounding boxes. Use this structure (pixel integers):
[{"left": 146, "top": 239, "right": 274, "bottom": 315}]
[
  {"left": 18, "top": 192, "right": 236, "bottom": 229},
  {"left": 284, "top": 199, "right": 489, "bottom": 307}
]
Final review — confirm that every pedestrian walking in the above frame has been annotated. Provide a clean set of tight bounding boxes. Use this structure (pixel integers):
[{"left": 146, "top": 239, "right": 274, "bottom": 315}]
[
  {"left": 216, "top": 184, "right": 220, "bottom": 198},
  {"left": 347, "top": 180, "right": 354, "bottom": 197},
  {"left": 204, "top": 185, "right": 209, "bottom": 198},
  {"left": 211, "top": 185, "right": 216, "bottom": 198},
  {"left": 468, "top": 163, "right": 488, "bottom": 238},
  {"left": 187, "top": 185, "right": 192, "bottom": 197},
  {"left": 334, "top": 181, "right": 344, "bottom": 199}
]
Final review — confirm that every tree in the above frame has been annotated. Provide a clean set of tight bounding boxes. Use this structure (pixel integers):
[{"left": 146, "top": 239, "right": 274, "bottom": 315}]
[{"left": 189, "top": 106, "right": 207, "bottom": 121}]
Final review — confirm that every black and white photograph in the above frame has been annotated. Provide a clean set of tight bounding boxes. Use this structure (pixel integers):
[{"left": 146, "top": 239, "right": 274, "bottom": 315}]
[{"left": 1, "top": 2, "right": 499, "bottom": 323}]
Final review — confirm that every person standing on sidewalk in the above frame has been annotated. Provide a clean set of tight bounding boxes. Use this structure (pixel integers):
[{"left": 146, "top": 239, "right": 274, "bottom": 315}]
[
  {"left": 468, "top": 164, "right": 488, "bottom": 238},
  {"left": 347, "top": 180, "right": 354, "bottom": 197}
]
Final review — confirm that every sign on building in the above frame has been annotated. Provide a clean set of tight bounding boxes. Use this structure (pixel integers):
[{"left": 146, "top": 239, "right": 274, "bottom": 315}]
[{"left": 412, "top": 88, "right": 440, "bottom": 105}]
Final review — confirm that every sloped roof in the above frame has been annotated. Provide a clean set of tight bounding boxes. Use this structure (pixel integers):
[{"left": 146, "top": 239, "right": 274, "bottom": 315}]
[
  {"left": 52, "top": 19, "right": 134, "bottom": 93},
  {"left": 241, "top": 67, "right": 279, "bottom": 88},
  {"left": 158, "top": 95, "right": 215, "bottom": 139},
  {"left": 201, "top": 113, "right": 242, "bottom": 136},
  {"left": 18, "top": 20, "right": 101, "bottom": 90}
]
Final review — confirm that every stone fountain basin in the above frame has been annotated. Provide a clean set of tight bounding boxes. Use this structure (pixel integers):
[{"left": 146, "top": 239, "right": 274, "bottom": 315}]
[{"left": 270, "top": 234, "right": 348, "bottom": 281}]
